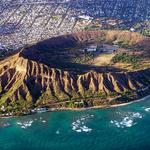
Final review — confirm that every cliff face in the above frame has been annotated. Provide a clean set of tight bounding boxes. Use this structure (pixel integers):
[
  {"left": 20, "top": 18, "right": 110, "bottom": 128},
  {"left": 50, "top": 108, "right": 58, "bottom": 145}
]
[
  {"left": 0, "top": 52, "right": 150, "bottom": 105},
  {"left": 0, "top": 30, "right": 150, "bottom": 107}
]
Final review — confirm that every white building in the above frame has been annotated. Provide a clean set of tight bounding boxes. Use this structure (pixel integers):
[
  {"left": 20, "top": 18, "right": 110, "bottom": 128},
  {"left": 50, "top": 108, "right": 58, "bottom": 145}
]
[
  {"left": 86, "top": 45, "right": 97, "bottom": 52},
  {"left": 78, "top": 15, "right": 93, "bottom": 20},
  {"left": 130, "top": 28, "right": 136, "bottom": 32}
]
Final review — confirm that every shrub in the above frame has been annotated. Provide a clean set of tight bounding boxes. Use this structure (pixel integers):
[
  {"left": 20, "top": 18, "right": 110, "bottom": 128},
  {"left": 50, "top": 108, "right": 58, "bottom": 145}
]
[{"left": 112, "top": 52, "right": 139, "bottom": 66}]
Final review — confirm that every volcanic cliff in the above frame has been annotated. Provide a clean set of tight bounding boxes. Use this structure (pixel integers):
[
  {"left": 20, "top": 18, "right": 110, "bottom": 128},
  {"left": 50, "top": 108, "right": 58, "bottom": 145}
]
[{"left": 0, "top": 30, "right": 150, "bottom": 110}]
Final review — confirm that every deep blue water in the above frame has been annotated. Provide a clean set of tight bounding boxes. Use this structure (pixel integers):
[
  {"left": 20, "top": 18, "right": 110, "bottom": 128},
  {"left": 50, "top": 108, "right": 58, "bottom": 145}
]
[{"left": 1, "top": 96, "right": 150, "bottom": 150}]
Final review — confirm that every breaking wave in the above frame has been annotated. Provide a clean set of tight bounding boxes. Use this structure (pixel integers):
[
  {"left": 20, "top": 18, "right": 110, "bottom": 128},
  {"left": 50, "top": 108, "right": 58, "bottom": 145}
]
[
  {"left": 72, "top": 114, "right": 93, "bottom": 133},
  {"left": 110, "top": 112, "right": 143, "bottom": 128}
]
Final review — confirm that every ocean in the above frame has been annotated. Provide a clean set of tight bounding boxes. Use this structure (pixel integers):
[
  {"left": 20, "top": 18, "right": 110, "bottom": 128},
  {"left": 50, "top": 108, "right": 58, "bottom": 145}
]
[{"left": 1, "top": 96, "right": 150, "bottom": 150}]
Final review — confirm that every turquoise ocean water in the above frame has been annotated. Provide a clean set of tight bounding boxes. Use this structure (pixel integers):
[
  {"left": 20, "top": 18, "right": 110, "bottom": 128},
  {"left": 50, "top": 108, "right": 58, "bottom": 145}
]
[{"left": 1, "top": 96, "right": 150, "bottom": 150}]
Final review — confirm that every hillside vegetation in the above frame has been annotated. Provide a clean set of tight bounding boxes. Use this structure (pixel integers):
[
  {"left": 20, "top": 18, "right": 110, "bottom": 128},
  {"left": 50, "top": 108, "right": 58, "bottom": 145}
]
[{"left": 0, "top": 30, "right": 150, "bottom": 115}]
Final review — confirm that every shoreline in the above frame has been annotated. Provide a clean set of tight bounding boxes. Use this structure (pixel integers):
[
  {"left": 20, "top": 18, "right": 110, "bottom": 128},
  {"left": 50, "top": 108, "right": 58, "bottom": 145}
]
[
  {"left": 50, "top": 94, "right": 150, "bottom": 111},
  {"left": 1, "top": 95, "right": 150, "bottom": 119}
]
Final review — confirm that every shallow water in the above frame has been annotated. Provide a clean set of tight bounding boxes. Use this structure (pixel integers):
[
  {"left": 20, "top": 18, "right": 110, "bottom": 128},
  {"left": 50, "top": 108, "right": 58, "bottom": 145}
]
[{"left": 1, "top": 96, "right": 150, "bottom": 150}]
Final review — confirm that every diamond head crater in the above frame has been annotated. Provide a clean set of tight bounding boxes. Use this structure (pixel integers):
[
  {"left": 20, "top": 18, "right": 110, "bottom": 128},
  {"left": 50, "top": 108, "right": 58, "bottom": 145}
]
[{"left": 0, "top": 0, "right": 150, "bottom": 150}]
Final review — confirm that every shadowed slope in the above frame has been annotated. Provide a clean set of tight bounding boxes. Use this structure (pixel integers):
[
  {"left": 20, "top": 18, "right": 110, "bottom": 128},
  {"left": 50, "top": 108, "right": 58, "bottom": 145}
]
[{"left": 0, "top": 30, "right": 150, "bottom": 109}]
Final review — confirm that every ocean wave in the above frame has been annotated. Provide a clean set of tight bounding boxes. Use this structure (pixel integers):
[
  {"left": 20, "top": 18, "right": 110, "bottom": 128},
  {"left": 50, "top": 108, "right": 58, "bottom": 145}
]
[
  {"left": 17, "top": 120, "right": 33, "bottom": 129},
  {"left": 110, "top": 112, "right": 143, "bottom": 128},
  {"left": 41, "top": 120, "right": 46, "bottom": 123},
  {"left": 56, "top": 130, "right": 60, "bottom": 134},
  {"left": 72, "top": 114, "right": 93, "bottom": 133},
  {"left": 16, "top": 117, "right": 47, "bottom": 129},
  {"left": 145, "top": 107, "right": 150, "bottom": 112},
  {"left": 39, "top": 117, "right": 47, "bottom": 123},
  {"left": 0, "top": 122, "right": 10, "bottom": 128}
]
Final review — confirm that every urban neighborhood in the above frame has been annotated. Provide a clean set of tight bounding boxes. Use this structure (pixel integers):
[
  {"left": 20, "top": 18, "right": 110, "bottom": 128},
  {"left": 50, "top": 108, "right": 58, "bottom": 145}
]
[{"left": 0, "top": 0, "right": 149, "bottom": 56}]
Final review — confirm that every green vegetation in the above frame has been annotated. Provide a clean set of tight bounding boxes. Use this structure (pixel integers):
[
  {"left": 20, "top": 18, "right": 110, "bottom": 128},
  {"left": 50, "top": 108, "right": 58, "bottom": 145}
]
[
  {"left": 65, "top": 101, "right": 84, "bottom": 108},
  {"left": 108, "top": 92, "right": 119, "bottom": 98},
  {"left": 134, "top": 21, "right": 150, "bottom": 37},
  {"left": 121, "top": 90, "right": 133, "bottom": 99},
  {"left": 114, "top": 40, "right": 130, "bottom": 47},
  {"left": 0, "top": 81, "right": 22, "bottom": 103},
  {"left": 73, "top": 52, "right": 94, "bottom": 64},
  {"left": 0, "top": 99, "right": 33, "bottom": 116},
  {"left": 112, "top": 52, "right": 140, "bottom": 68},
  {"left": 1, "top": 30, "right": 150, "bottom": 117}
]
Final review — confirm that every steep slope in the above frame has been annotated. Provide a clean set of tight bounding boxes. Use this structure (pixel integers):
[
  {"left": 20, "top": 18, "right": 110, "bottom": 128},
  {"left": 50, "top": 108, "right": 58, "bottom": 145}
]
[
  {"left": 0, "top": 51, "right": 150, "bottom": 105},
  {"left": 0, "top": 30, "right": 150, "bottom": 114}
]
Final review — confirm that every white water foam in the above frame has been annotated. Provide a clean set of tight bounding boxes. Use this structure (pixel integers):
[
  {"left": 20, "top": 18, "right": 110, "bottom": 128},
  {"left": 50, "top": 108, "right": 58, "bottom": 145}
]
[
  {"left": 16, "top": 117, "right": 47, "bottom": 129},
  {"left": 41, "top": 120, "right": 46, "bottom": 123},
  {"left": 38, "top": 117, "right": 47, "bottom": 123},
  {"left": 110, "top": 112, "right": 143, "bottom": 128},
  {"left": 0, "top": 122, "right": 10, "bottom": 128},
  {"left": 17, "top": 120, "right": 33, "bottom": 129},
  {"left": 72, "top": 114, "right": 93, "bottom": 133},
  {"left": 145, "top": 107, "right": 150, "bottom": 112},
  {"left": 56, "top": 130, "right": 60, "bottom": 134}
]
